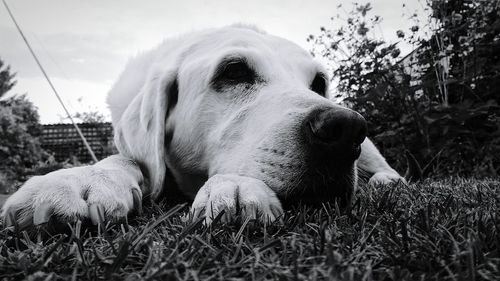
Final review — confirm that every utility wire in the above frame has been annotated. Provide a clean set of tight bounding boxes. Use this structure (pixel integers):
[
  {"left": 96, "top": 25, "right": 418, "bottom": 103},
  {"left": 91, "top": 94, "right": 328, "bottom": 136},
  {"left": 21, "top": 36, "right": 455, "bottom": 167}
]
[{"left": 2, "top": 0, "right": 98, "bottom": 163}]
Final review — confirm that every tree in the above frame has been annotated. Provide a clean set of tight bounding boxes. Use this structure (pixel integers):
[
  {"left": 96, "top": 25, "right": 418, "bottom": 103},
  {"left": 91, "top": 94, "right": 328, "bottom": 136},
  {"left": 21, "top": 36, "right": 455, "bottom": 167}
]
[
  {"left": 0, "top": 58, "right": 16, "bottom": 98},
  {"left": 0, "top": 58, "right": 48, "bottom": 192},
  {"left": 60, "top": 97, "right": 107, "bottom": 123},
  {"left": 72, "top": 110, "right": 106, "bottom": 123}
]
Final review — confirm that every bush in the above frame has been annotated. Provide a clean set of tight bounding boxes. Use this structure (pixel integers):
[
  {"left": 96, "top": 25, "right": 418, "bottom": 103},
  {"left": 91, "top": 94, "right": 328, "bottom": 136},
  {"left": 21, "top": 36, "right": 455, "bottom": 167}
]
[{"left": 310, "top": 1, "right": 500, "bottom": 177}]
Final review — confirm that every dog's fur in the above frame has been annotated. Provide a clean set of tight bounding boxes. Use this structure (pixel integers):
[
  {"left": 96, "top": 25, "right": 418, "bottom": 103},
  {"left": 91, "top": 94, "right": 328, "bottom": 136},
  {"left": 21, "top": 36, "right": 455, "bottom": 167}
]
[{"left": 2, "top": 25, "right": 403, "bottom": 227}]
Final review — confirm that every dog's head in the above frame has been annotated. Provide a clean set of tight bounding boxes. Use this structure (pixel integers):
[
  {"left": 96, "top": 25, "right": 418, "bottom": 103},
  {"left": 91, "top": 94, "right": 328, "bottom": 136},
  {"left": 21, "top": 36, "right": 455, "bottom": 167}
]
[{"left": 108, "top": 25, "right": 366, "bottom": 206}]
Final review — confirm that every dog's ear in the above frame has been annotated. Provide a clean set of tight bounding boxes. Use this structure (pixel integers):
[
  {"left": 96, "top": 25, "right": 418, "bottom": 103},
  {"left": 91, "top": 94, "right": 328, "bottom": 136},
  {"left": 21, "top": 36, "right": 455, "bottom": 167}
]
[{"left": 113, "top": 68, "right": 178, "bottom": 200}]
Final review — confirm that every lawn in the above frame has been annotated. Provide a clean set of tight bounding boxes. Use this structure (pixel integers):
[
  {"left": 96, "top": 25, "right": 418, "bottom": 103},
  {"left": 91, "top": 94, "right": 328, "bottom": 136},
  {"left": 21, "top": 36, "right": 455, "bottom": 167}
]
[{"left": 0, "top": 177, "right": 499, "bottom": 280}]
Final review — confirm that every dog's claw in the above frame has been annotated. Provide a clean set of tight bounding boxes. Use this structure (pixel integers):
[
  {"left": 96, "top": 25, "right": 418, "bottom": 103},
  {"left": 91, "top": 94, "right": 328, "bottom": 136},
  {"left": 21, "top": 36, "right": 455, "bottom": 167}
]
[
  {"left": 270, "top": 206, "right": 284, "bottom": 223},
  {"left": 33, "top": 203, "right": 52, "bottom": 225},
  {"left": 191, "top": 207, "right": 204, "bottom": 220},
  {"left": 4, "top": 209, "right": 15, "bottom": 229},
  {"left": 132, "top": 189, "right": 143, "bottom": 215},
  {"left": 89, "top": 204, "right": 106, "bottom": 225}
]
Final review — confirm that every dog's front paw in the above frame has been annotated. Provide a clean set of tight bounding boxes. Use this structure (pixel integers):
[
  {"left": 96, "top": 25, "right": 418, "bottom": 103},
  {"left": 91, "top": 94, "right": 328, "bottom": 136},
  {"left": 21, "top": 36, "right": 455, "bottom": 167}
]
[
  {"left": 191, "top": 174, "right": 283, "bottom": 225},
  {"left": 1, "top": 164, "right": 143, "bottom": 230},
  {"left": 368, "top": 171, "right": 407, "bottom": 186}
]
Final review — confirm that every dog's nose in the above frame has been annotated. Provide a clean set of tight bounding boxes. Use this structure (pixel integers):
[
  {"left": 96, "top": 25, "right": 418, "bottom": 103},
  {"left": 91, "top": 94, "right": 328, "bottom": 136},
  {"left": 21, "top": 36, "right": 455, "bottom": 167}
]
[{"left": 304, "top": 107, "right": 367, "bottom": 160}]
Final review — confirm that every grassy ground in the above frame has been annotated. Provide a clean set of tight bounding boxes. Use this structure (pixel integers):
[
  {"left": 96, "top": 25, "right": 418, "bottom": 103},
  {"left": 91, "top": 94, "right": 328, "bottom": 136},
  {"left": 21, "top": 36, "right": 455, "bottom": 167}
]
[{"left": 0, "top": 177, "right": 499, "bottom": 280}]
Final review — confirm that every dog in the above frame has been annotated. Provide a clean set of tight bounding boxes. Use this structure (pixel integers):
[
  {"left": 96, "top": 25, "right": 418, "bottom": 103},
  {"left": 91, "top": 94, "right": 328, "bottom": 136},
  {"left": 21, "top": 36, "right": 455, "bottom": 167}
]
[{"left": 1, "top": 24, "right": 404, "bottom": 228}]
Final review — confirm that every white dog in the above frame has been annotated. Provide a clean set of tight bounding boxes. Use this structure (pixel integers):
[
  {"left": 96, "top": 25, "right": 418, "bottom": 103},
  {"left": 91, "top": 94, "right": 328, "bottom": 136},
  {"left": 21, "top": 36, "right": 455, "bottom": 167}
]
[{"left": 2, "top": 25, "right": 403, "bottom": 228}]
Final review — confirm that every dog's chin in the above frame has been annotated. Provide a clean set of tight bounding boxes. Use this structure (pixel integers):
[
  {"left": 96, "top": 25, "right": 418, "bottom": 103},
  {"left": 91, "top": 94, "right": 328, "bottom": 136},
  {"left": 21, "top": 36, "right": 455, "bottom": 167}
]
[
  {"left": 250, "top": 145, "right": 357, "bottom": 208},
  {"left": 282, "top": 172, "right": 354, "bottom": 208},
  {"left": 280, "top": 165, "right": 355, "bottom": 208}
]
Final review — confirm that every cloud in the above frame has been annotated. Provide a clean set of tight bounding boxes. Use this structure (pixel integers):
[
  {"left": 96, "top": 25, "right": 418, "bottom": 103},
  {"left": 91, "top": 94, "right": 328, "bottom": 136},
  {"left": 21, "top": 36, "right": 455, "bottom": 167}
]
[
  {"left": 7, "top": 76, "right": 112, "bottom": 124},
  {"left": 0, "top": 0, "right": 431, "bottom": 124},
  {"left": 0, "top": 26, "right": 134, "bottom": 82}
]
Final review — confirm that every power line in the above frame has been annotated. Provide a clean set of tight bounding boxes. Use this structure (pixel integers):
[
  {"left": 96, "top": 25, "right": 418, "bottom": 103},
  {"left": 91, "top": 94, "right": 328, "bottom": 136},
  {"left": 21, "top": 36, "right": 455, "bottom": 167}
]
[{"left": 2, "top": 0, "right": 98, "bottom": 163}]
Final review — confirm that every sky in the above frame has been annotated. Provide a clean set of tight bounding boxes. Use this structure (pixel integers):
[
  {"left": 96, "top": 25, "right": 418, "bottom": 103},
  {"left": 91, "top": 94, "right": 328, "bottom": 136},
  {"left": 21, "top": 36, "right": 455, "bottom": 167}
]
[{"left": 0, "top": 0, "right": 428, "bottom": 124}]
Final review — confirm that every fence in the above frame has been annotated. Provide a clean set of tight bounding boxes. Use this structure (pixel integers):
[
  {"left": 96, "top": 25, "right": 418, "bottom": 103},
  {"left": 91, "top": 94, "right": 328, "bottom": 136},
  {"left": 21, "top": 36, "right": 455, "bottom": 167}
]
[{"left": 41, "top": 123, "right": 117, "bottom": 163}]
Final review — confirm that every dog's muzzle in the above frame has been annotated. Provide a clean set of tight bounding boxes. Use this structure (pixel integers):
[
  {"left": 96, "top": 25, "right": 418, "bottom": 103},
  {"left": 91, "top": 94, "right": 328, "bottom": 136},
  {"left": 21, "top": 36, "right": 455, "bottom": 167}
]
[{"left": 279, "top": 107, "right": 367, "bottom": 207}]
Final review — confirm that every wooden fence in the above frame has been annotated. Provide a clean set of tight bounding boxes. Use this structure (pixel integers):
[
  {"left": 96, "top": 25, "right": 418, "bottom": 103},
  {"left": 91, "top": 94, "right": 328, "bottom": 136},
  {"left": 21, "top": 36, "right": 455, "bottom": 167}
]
[{"left": 41, "top": 123, "right": 117, "bottom": 163}]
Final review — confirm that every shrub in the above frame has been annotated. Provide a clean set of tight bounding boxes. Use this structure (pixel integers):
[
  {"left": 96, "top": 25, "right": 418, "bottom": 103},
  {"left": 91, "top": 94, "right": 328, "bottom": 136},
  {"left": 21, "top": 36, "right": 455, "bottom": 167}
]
[{"left": 309, "top": 1, "right": 500, "bottom": 177}]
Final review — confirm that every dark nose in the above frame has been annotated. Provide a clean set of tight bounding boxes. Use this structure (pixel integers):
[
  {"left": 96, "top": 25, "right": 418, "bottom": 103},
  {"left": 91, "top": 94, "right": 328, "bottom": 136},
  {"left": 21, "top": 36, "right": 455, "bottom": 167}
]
[{"left": 304, "top": 107, "right": 367, "bottom": 160}]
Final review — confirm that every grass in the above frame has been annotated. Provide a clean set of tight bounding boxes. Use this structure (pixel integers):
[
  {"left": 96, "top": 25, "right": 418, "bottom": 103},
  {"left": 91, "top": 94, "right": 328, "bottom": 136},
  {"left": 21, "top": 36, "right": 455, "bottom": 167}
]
[{"left": 0, "top": 177, "right": 499, "bottom": 280}]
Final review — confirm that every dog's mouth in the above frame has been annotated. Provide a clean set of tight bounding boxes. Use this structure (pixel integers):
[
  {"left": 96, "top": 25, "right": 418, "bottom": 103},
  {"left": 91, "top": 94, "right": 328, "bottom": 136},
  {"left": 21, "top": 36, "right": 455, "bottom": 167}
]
[
  {"left": 252, "top": 146, "right": 356, "bottom": 208},
  {"left": 280, "top": 164, "right": 355, "bottom": 208}
]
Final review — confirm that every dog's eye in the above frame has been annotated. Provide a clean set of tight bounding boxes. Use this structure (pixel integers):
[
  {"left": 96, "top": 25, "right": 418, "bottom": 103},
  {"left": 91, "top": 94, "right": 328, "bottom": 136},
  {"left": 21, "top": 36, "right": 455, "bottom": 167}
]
[
  {"left": 219, "top": 60, "right": 254, "bottom": 83},
  {"left": 311, "top": 74, "right": 327, "bottom": 97}
]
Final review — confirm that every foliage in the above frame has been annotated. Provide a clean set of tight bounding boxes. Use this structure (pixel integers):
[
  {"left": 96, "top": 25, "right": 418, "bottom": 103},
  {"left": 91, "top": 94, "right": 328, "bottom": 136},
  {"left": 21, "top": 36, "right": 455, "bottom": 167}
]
[
  {"left": 0, "top": 95, "right": 50, "bottom": 191},
  {"left": 0, "top": 178, "right": 498, "bottom": 280},
  {"left": 59, "top": 97, "right": 107, "bottom": 124},
  {"left": 71, "top": 110, "right": 106, "bottom": 123},
  {"left": 0, "top": 58, "right": 16, "bottom": 99},
  {"left": 0, "top": 59, "right": 49, "bottom": 193},
  {"left": 62, "top": 107, "right": 106, "bottom": 124},
  {"left": 310, "top": 1, "right": 500, "bottom": 177}
]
